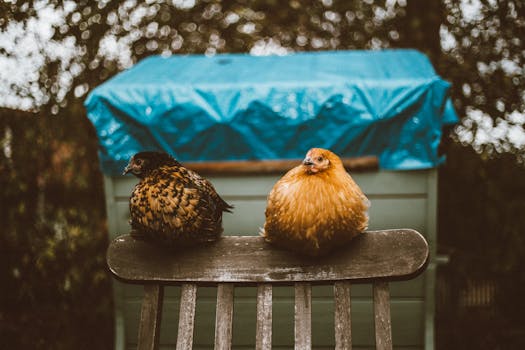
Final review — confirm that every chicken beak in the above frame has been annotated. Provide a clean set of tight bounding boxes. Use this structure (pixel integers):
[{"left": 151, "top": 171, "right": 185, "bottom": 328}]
[
  {"left": 123, "top": 164, "right": 132, "bottom": 175},
  {"left": 302, "top": 157, "right": 314, "bottom": 166}
]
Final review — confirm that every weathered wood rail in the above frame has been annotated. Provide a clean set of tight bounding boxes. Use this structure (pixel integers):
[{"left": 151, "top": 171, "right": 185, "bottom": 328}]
[
  {"left": 182, "top": 156, "right": 379, "bottom": 176},
  {"left": 107, "top": 229, "right": 428, "bottom": 350}
]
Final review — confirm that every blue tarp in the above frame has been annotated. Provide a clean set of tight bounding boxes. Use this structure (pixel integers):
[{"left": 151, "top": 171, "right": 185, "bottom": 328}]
[{"left": 85, "top": 49, "right": 458, "bottom": 175}]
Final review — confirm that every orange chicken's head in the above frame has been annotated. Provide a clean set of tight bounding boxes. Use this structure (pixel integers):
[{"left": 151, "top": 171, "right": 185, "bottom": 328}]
[{"left": 301, "top": 148, "right": 343, "bottom": 175}]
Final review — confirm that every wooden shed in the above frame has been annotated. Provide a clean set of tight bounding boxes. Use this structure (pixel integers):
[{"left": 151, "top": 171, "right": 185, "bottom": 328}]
[{"left": 86, "top": 50, "right": 457, "bottom": 349}]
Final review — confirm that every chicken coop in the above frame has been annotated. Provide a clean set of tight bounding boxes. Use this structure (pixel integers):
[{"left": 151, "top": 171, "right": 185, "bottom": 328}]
[{"left": 85, "top": 50, "right": 457, "bottom": 350}]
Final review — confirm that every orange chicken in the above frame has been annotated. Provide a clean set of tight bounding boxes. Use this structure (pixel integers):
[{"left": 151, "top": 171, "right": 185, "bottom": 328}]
[{"left": 262, "top": 148, "right": 370, "bottom": 257}]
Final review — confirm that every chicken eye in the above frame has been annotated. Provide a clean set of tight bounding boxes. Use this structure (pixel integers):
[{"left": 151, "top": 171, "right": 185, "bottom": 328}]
[
  {"left": 135, "top": 159, "right": 143, "bottom": 166},
  {"left": 316, "top": 156, "right": 323, "bottom": 162}
]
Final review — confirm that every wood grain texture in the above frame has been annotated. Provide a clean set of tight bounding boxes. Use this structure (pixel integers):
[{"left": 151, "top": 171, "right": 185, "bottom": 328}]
[
  {"left": 256, "top": 284, "right": 272, "bottom": 350},
  {"left": 373, "top": 282, "right": 393, "bottom": 350},
  {"left": 334, "top": 281, "right": 352, "bottom": 350},
  {"left": 107, "top": 229, "right": 428, "bottom": 284},
  {"left": 183, "top": 156, "right": 379, "bottom": 175},
  {"left": 294, "top": 283, "right": 312, "bottom": 350},
  {"left": 176, "top": 283, "right": 197, "bottom": 350},
  {"left": 215, "top": 283, "right": 234, "bottom": 350},
  {"left": 138, "top": 284, "right": 164, "bottom": 350},
  {"left": 123, "top": 297, "right": 425, "bottom": 347}
]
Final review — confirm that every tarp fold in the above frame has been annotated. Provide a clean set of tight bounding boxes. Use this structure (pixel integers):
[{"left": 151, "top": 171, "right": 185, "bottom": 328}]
[{"left": 85, "top": 49, "right": 458, "bottom": 175}]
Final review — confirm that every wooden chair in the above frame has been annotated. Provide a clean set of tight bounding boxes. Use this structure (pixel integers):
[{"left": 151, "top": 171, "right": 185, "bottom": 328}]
[{"left": 106, "top": 229, "right": 428, "bottom": 350}]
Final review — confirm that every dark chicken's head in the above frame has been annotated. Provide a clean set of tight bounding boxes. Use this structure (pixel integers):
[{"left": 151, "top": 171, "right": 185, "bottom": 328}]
[
  {"left": 302, "top": 148, "right": 343, "bottom": 174},
  {"left": 123, "top": 151, "right": 180, "bottom": 178}
]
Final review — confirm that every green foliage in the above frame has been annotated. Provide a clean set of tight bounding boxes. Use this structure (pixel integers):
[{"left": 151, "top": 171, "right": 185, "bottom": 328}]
[
  {"left": 1, "top": 0, "right": 525, "bottom": 349},
  {"left": 0, "top": 105, "right": 112, "bottom": 349},
  {"left": 0, "top": 0, "right": 425, "bottom": 112},
  {"left": 439, "top": 0, "right": 525, "bottom": 160},
  {"left": 440, "top": 143, "right": 525, "bottom": 275},
  {"left": 440, "top": 0, "right": 525, "bottom": 116},
  {"left": 437, "top": 142, "right": 525, "bottom": 349}
]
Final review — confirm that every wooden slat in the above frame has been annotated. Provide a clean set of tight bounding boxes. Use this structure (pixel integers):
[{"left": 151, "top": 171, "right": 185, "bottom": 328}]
[
  {"left": 256, "top": 284, "right": 272, "bottom": 350},
  {"left": 176, "top": 283, "right": 197, "bottom": 350},
  {"left": 123, "top": 297, "right": 425, "bottom": 347},
  {"left": 182, "top": 156, "right": 378, "bottom": 175},
  {"left": 138, "top": 284, "right": 164, "bottom": 350},
  {"left": 334, "top": 281, "right": 352, "bottom": 350},
  {"left": 294, "top": 283, "right": 312, "bottom": 350},
  {"left": 215, "top": 283, "right": 234, "bottom": 350},
  {"left": 107, "top": 230, "right": 429, "bottom": 284},
  {"left": 373, "top": 282, "right": 392, "bottom": 350}
]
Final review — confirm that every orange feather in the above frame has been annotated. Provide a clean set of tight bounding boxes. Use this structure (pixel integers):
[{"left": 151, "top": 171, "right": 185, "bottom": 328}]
[{"left": 262, "top": 148, "right": 370, "bottom": 257}]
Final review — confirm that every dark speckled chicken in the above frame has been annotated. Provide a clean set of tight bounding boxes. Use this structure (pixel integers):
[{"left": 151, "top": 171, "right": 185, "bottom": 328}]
[{"left": 123, "top": 151, "right": 233, "bottom": 249}]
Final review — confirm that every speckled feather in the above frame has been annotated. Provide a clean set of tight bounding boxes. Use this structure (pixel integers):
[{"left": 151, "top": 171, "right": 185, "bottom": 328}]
[
  {"left": 126, "top": 152, "right": 232, "bottom": 249},
  {"left": 262, "top": 148, "right": 370, "bottom": 257}
]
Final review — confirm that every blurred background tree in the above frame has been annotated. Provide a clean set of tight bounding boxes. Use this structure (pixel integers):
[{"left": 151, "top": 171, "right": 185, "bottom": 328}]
[{"left": 0, "top": 0, "right": 524, "bottom": 349}]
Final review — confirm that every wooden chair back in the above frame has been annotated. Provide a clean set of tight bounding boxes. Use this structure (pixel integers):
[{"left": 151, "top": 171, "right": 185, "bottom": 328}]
[{"left": 107, "top": 229, "right": 428, "bottom": 350}]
